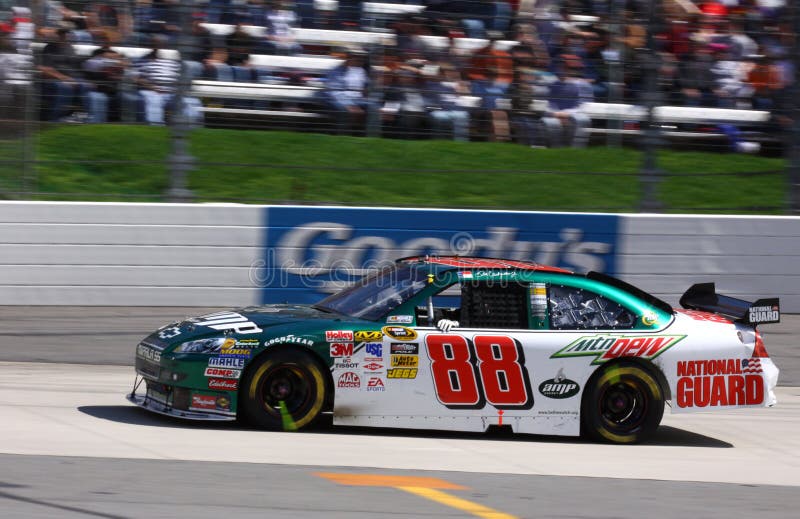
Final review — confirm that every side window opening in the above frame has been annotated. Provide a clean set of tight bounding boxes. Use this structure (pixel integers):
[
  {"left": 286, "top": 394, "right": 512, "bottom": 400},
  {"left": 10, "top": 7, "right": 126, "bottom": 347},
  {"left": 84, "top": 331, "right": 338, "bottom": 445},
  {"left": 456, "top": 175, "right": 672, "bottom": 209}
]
[
  {"left": 548, "top": 284, "right": 635, "bottom": 330},
  {"left": 460, "top": 281, "right": 528, "bottom": 329}
]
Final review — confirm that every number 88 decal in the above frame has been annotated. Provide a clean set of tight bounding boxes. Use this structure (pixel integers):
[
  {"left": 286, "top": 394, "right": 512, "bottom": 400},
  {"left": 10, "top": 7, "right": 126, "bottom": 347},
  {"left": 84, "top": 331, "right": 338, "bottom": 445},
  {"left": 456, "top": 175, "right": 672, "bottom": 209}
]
[{"left": 426, "top": 334, "right": 533, "bottom": 410}]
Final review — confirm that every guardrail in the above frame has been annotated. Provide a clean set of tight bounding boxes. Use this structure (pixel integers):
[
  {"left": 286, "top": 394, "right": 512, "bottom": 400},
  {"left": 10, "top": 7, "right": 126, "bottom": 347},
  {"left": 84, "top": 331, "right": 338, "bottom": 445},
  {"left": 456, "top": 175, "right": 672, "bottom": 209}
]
[{"left": 1, "top": 202, "right": 797, "bottom": 311}]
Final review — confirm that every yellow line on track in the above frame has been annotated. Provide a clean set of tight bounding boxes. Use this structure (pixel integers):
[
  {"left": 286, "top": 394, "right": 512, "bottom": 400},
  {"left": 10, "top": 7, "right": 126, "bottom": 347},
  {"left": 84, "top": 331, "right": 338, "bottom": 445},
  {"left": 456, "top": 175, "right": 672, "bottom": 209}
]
[
  {"left": 398, "top": 486, "right": 518, "bottom": 519},
  {"left": 314, "top": 472, "right": 518, "bottom": 519},
  {"left": 314, "top": 472, "right": 466, "bottom": 489}
]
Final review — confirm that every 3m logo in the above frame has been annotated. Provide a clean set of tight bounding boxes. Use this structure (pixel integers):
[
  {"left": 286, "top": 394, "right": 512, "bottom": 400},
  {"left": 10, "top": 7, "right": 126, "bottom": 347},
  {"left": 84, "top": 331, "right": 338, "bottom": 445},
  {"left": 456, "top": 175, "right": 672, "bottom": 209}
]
[
  {"left": 551, "top": 334, "right": 685, "bottom": 365},
  {"left": 330, "top": 343, "right": 354, "bottom": 358},
  {"left": 354, "top": 330, "right": 382, "bottom": 342},
  {"left": 326, "top": 330, "right": 354, "bottom": 342},
  {"left": 337, "top": 371, "right": 360, "bottom": 388}
]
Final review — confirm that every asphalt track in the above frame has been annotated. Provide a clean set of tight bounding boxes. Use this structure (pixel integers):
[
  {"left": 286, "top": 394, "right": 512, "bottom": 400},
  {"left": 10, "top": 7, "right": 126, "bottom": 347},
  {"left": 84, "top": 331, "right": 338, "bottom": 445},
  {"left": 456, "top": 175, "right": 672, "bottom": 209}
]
[{"left": 1, "top": 308, "right": 799, "bottom": 518}]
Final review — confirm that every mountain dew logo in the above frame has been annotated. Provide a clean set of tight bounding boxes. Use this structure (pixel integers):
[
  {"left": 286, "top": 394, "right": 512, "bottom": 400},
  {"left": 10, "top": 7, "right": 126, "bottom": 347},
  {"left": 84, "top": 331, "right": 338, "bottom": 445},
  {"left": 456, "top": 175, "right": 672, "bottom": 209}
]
[{"left": 551, "top": 334, "right": 685, "bottom": 365}]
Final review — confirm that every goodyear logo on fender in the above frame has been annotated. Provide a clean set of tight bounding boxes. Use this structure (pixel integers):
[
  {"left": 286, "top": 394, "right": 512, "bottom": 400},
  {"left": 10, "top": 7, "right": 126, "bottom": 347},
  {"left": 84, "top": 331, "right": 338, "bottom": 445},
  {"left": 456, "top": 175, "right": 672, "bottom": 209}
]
[
  {"left": 382, "top": 326, "right": 418, "bottom": 341},
  {"left": 355, "top": 330, "right": 383, "bottom": 342},
  {"left": 388, "top": 368, "right": 418, "bottom": 379},
  {"left": 391, "top": 355, "right": 418, "bottom": 368},
  {"left": 551, "top": 334, "right": 685, "bottom": 365}
]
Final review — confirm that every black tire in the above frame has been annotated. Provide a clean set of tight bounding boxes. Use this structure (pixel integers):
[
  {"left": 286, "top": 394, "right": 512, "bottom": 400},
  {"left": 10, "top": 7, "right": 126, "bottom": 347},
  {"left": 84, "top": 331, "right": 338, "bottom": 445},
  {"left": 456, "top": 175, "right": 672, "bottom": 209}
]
[
  {"left": 582, "top": 362, "right": 665, "bottom": 444},
  {"left": 240, "top": 348, "right": 328, "bottom": 431}
]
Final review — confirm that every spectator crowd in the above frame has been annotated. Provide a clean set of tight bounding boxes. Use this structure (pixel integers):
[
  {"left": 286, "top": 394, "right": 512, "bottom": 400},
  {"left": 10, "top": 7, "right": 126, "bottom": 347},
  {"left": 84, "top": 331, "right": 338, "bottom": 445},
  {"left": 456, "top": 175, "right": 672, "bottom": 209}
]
[{"left": 0, "top": 0, "right": 796, "bottom": 149}]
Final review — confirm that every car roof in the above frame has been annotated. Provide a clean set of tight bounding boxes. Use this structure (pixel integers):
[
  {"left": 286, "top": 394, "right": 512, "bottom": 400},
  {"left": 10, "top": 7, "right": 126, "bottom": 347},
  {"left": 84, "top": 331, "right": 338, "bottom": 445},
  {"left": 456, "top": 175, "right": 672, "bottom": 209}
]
[{"left": 396, "top": 256, "right": 572, "bottom": 274}]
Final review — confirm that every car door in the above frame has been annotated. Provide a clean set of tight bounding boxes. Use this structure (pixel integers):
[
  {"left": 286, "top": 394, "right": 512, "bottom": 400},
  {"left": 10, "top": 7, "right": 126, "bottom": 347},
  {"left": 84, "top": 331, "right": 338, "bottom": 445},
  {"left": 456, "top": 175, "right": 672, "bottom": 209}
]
[{"left": 332, "top": 274, "right": 647, "bottom": 437}]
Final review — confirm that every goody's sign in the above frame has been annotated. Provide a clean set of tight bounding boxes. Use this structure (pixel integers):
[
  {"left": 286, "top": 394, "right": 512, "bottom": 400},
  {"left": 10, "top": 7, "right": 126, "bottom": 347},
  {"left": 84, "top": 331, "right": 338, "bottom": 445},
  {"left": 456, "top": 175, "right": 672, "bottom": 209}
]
[{"left": 259, "top": 206, "right": 619, "bottom": 304}]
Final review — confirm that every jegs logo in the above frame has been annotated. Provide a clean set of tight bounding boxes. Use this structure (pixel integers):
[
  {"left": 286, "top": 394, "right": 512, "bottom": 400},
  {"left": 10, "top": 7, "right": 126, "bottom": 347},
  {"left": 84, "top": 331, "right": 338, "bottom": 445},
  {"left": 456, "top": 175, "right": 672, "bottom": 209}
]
[{"left": 551, "top": 334, "right": 685, "bottom": 365}]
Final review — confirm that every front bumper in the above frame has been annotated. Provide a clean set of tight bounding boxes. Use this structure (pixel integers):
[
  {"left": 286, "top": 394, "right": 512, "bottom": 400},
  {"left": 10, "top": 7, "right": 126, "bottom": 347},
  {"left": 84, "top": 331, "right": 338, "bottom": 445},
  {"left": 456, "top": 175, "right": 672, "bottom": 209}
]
[{"left": 127, "top": 374, "right": 236, "bottom": 421}]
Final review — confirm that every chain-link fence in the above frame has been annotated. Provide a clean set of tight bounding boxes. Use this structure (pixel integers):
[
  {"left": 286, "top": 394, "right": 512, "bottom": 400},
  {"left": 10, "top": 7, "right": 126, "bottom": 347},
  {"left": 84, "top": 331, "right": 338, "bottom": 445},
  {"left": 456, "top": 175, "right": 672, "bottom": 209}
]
[{"left": 0, "top": 0, "right": 798, "bottom": 212}]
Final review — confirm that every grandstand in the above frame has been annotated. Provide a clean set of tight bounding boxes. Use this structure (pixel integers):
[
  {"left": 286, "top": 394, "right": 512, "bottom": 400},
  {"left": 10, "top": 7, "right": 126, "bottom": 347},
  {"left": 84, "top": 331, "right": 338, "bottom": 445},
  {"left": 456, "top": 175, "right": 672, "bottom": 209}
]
[{"left": 0, "top": 0, "right": 796, "bottom": 152}]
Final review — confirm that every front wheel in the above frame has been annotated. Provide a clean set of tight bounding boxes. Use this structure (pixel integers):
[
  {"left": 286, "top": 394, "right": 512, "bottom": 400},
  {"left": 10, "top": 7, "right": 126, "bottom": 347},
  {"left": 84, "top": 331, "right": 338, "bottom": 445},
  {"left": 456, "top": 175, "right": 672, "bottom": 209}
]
[
  {"left": 240, "top": 349, "right": 328, "bottom": 431},
  {"left": 582, "top": 362, "right": 664, "bottom": 444}
]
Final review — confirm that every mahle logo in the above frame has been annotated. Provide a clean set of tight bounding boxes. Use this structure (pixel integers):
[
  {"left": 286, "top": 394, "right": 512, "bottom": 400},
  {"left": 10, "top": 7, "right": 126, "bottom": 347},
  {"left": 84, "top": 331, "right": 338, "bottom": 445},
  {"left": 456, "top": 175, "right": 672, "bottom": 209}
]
[
  {"left": 551, "top": 334, "right": 685, "bottom": 365},
  {"left": 539, "top": 369, "right": 580, "bottom": 399}
]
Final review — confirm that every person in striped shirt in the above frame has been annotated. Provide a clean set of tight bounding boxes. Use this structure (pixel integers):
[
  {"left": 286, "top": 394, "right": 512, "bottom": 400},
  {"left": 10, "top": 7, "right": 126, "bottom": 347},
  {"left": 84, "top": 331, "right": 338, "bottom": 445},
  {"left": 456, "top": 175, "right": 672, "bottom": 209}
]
[{"left": 133, "top": 36, "right": 202, "bottom": 125}]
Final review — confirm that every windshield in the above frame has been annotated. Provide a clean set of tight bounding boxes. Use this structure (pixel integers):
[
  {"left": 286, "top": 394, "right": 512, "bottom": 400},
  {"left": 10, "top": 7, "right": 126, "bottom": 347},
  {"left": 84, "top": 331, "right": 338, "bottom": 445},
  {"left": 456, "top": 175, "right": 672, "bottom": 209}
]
[{"left": 314, "top": 265, "right": 429, "bottom": 321}]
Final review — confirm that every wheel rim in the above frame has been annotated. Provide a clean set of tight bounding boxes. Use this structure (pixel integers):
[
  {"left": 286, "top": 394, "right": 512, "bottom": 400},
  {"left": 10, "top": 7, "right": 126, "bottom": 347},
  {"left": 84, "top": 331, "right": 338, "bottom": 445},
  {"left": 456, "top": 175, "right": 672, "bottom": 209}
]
[
  {"left": 599, "top": 379, "right": 648, "bottom": 434},
  {"left": 258, "top": 364, "right": 313, "bottom": 418}
]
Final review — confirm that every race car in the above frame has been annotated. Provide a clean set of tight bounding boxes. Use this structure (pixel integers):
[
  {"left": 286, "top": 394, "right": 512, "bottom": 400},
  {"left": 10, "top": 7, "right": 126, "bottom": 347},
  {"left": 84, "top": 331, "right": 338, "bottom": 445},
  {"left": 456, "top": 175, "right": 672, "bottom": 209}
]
[{"left": 128, "top": 256, "right": 780, "bottom": 443}]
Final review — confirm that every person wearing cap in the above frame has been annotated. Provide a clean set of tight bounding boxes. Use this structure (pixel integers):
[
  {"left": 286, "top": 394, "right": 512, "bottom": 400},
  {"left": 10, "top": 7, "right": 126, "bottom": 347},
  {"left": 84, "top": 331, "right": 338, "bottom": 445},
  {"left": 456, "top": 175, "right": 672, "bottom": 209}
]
[{"left": 541, "top": 54, "right": 593, "bottom": 148}]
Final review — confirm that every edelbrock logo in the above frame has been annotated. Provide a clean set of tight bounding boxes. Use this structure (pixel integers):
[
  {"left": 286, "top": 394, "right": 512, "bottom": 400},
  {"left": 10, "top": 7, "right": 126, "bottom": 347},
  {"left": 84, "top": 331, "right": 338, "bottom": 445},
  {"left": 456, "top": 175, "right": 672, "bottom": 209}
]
[{"left": 539, "top": 370, "right": 580, "bottom": 399}]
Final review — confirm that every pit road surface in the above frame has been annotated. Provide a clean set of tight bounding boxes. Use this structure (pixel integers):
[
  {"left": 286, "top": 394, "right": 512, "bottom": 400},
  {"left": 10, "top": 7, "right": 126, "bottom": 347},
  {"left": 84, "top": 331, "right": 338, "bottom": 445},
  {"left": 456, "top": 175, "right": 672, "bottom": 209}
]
[{"left": 0, "top": 307, "right": 798, "bottom": 518}]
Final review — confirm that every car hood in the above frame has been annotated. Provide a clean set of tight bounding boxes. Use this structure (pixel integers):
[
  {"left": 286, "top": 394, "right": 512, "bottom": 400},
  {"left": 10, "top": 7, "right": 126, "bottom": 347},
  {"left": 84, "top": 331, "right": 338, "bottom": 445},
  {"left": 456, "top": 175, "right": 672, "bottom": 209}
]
[{"left": 144, "top": 304, "right": 352, "bottom": 348}]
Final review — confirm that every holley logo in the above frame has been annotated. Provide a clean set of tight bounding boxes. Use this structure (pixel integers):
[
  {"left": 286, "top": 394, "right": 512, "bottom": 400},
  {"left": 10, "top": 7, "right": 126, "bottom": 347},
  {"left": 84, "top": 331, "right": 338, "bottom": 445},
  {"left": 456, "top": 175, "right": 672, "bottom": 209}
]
[{"left": 326, "top": 330, "right": 353, "bottom": 342}]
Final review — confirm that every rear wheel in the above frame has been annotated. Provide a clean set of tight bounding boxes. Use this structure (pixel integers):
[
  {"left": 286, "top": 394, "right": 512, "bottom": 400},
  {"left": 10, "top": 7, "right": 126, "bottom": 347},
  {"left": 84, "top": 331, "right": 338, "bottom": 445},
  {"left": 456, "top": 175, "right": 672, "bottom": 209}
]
[
  {"left": 240, "top": 349, "right": 328, "bottom": 431},
  {"left": 582, "top": 362, "right": 664, "bottom": 444}
]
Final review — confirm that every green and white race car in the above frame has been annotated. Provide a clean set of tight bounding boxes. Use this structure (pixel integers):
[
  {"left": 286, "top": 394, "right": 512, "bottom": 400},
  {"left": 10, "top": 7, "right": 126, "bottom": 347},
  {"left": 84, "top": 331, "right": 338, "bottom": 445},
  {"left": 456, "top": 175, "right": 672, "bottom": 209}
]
[{"left": 129, "top": 256, "right": 780, "bottom": 443}]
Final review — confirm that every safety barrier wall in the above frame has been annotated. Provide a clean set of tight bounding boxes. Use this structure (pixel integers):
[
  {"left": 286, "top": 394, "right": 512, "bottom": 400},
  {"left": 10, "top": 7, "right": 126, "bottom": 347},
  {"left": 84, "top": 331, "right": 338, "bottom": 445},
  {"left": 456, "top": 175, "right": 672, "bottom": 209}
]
[
  {"left": 0, "top": 201, "right": 265, "bottom": 306},
  {"left": 0, "top": 202, "right": 798, "bottom": 311}
]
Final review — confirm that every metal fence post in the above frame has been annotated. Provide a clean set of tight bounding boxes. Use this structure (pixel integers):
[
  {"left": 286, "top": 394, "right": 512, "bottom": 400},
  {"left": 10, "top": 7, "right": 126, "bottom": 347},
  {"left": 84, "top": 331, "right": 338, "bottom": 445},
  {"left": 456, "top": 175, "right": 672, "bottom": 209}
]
[
  {"left": 167, "top": 1, "right": 195, "bottom": 203},
  {"left": 788, "top": 6, "right": 800, "bottom": 214},
  {"left": 638, "top": 0, "right": 663, "bottom": 212}
]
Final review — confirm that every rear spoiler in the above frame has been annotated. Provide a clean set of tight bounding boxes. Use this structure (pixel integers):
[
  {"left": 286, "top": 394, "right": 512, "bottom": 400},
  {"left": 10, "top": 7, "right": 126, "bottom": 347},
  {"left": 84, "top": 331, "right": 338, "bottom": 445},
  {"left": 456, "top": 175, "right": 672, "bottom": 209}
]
[{"left": 679, "top": 283, "right": 780, "bottom": 326}]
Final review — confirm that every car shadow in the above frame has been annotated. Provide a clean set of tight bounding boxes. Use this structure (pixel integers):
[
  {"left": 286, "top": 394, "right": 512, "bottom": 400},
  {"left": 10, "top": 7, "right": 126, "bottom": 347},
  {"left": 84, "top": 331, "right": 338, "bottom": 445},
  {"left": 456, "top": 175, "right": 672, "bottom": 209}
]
[
  {"left": 79, "top": 406, "right": 732, "bottom": 448},
  {"left": 77, "top": 405, "right": 239, "bottom": 431}
]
